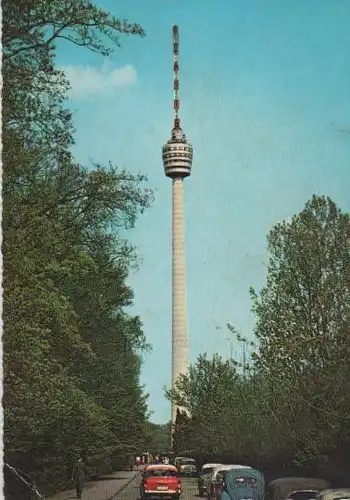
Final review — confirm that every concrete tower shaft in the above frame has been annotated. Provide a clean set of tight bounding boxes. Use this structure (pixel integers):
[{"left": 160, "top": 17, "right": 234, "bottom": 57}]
[{"left": 171, "top": 177, "right": 189, "bottom": 426}]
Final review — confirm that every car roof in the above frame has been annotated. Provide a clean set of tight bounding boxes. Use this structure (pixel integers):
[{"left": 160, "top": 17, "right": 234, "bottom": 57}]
[
  {"left": 271, "top": 478, "right": 326, "bottom": 485},
  {"left": 268, "top": 477, "right": 331, "bottom": 496},
  {"left": 211, "top": 465, "right": 251, "bottom": 478},
  {"left": 203, "top": 463, "right": 223, "bottom": 469},
  {"left": 318, "top": 490, "right": 350, "bottom": 500},
  {"left": 145, "top": 464, "right": 177, "bottom": 470},
  {"left": 228, "top": 465, "right": 252, "bottom": 469},
  {"left": 216, "top": 464, "right": 250, "bottom": 471},
  {"left": 290, "top": 491, "right": 319, "bottom": 494}
]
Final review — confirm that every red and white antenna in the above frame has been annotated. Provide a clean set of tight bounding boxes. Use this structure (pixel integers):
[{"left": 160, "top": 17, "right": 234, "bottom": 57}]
[{"left": 173, "top": 25, "right": 180, "bottom": 130}]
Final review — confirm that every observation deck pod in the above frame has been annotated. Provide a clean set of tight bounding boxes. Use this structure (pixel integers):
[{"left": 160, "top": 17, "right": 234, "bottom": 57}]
[{"left": 162, "top": 126, "right": 193, "bottom": 179}]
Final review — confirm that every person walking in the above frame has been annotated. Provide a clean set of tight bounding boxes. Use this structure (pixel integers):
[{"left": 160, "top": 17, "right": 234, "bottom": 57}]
[{"left": 71, "top": 456, "right": 87, "bottom": 499}]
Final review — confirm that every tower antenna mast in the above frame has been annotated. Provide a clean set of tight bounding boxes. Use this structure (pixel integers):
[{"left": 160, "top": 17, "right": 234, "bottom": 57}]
[{"left": 173, "top": 25, "right": 180, "bottom": 130}]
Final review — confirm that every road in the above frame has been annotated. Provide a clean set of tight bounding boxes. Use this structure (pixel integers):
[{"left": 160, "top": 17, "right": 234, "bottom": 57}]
[
  {"left": 117, "top": 476, "right": 198, "bottom": 500},
  {"left": 48, "top": 468, "right": 199, "bottom": 500}
]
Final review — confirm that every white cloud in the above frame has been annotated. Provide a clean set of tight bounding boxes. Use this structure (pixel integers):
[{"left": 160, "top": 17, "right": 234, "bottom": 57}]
[{"left": 62, "top": 63, "right": 137, "bottom": 99}]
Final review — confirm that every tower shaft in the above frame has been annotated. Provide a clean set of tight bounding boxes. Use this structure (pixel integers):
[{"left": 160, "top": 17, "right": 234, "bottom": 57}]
[{"left": 171, "top": 177, "right": 189, "bottom": 426}]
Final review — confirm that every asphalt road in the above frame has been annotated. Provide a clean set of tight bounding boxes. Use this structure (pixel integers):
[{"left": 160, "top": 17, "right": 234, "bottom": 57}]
[
  {"left": 48, "top": 468, "right": 199, "bottom": 500},
  {"left": 48, "top": 467, "right": 143, "bottom": 500},
  {"left": 117, "top": 476, "right": 199, "bottom": 500}
]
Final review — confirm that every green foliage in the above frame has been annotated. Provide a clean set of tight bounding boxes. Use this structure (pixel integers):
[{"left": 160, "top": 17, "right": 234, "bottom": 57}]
[
  {"left": 166, "top": 354, "right": 247, "bottom": 454},
  {"left": 167, "top": 196, "right": 350, "bottom": 467},
  {"left": 3, "top": 0, "right": 145, "bottom": 60},
  {"left": 172, "top": 410, "right": 191, "bottom": 454},
  {"left": 3, "top": 0, "right": 153, "bottom": 493},
  {"left": 145, "top": 422, "right": 172, "bottom": 453},
  {"left": 251, "top": 195, "right": 350, "bottom": 377}
]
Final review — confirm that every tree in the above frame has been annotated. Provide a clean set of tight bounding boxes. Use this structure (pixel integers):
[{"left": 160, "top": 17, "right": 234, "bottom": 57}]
[
  {"left": 3, "top": 0, "right": 145, "bottom": 60},
  {"left": 3, "top": 0, "right": 154, "bottom": 492},
  {"left": 250, "top": 195, "right": 350, "bottom": 459},
  {"left": 166, "top": 354, "right": 245, "bottom": 454},
  {"left": 251, "top": 195, "right": 350, "bottom": 376},
  {"left": 3, "top": 157, "right": 153, "bottom": 488},
  {"left": 145, "top": 422, "right": 172, "bottom": 453}
]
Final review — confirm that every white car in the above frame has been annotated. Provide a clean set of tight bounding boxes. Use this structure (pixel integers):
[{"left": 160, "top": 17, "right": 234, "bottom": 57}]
[
  {"left": 202, "top": 464, "right": 224, "bottom": 472},
  {"left": 175, "top": 457, "right": 197, "bottom": 476},
  {"left": 198, "top": 464, "right": 224, "bottom": 497},
  {"left": 207, "top": 465, "right": 252, "bottom": 499}
]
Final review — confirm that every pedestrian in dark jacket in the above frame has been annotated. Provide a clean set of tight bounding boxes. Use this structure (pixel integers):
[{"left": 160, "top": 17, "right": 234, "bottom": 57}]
[{"left": 71, "top": 456, "right": 87, "bottom": 499}]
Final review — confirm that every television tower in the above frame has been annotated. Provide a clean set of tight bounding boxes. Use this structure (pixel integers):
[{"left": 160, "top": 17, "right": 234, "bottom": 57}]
[{"left": 162, "top": 25, "right": 193, "bottom": 429}]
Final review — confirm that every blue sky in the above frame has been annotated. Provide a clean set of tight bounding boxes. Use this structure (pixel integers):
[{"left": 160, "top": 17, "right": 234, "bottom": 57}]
[{"left": 56, "top": 0, "right": 350, "bottom": 424}]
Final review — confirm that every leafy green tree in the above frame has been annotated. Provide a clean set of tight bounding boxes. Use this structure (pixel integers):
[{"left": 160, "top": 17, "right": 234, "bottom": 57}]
[
  {"left": 3, "top": 0, "right": 154, "bottom": 492},
  {"left": 145, "top": 422, "right": 172, "bottom": 453},
  {"left": 166, "top": 354, "right": 245, "bottom": 454},
  {"left": 250, "top": 196, "right": 350, "bottom": 455},
  {"left": 172, "top": 410, "right": 189, "bottom": 454},
  {"left": 3, "top": 0, "right": 144, "bottom": 155},
  {"left": 3, "top": 159, "right": 153, "bottom": 488},
  {"left": 251, "top": 195, "right": 350, "bottom": 376}
]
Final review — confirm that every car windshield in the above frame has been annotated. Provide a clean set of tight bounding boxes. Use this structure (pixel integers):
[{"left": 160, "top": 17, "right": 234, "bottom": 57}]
[
  {"left": 180, "top": 459, "right": 195, "bottom": 465},
  {"left": 290, "top": 492, "right": 318, "bottom": 500},
  {"left": 234, "top": 476, "right": 257, "bottom": 486},
  {"left": 145, "top": 469, "right": 177, "bottom": 477}
]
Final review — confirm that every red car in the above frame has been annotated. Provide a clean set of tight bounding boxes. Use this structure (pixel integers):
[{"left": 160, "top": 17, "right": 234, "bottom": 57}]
[{"left": 140, "top": 464, "right": 182, "bottom": 499}]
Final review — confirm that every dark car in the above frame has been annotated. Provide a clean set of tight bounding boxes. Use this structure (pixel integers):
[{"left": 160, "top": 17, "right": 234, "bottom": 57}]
[
  {"left": 267, "top": 478, "right": 331, "bottom": 500},
  {"left": 287, "top": 490, "right": 319, "bottom": 500}
]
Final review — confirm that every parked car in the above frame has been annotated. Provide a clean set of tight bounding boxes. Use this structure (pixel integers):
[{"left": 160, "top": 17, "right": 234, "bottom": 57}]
[
  {"left": 176, "top": 458, "right": 197, "bottom": 477},
  {"left": 267, "top": 478, "right": 331, "bottom": 500},
  {"left": 221, "top": 467, "right": 265, "bottom": 500},
  {"left": 174, "top": 457, "right": 187, "bottom": 469},
  {"left": 198, "top": 464, "right": 224, "bottom": 497},
  {"left": 287, "top": 491, "right": 319, "bottom": 500},
  {"left": 317, "top": 490, "right": 350, "bottom": 500},
  {"left": 207, "top": 465, "right": 250, "bottom": 500},
  {"left": 140, "top": 464, "right": 182, "bottom": 499}
]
